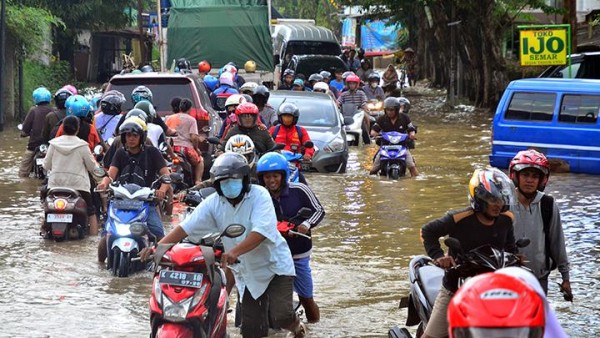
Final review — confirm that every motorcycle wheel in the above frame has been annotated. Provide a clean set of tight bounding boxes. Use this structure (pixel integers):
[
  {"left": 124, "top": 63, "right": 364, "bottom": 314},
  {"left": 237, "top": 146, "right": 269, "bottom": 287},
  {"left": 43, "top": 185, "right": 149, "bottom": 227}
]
[
  {"left": 111, "top": 247, "right": 121, "bottom": 276},
  {"left": 390, "top": 168, "right": 400, "bottom": 180},
  {"left": 117, "top": 249, "right": 130, "bottom": 277},
  {"left": 361, "top": 121, "right": 371, "bottom": 145}
]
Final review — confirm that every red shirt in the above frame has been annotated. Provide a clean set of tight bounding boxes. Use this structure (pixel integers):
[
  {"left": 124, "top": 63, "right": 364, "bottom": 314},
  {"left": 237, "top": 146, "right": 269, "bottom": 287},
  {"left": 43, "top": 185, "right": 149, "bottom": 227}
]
[{"left": 269, "top": 124, "right": 314, "bottom": 157}]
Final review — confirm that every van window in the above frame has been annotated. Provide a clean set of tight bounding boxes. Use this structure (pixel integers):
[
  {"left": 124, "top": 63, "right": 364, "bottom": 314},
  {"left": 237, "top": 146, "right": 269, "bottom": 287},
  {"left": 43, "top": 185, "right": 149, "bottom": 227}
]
[
  {"left": 504, "top": 92, "right": 555, "bottom": 121},
  {"left": 286, "top": 41, "right": 341, "bottom": 57},
  {"left": 559, "top": 94, "right": 600, "bottom": 124}
]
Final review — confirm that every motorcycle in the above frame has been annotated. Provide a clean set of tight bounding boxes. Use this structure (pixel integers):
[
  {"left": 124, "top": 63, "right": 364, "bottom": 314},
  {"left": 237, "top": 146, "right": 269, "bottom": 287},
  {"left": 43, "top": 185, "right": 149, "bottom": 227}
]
[
  {"left": 280, "top": 141, "right": 313, "bottom": 184},
  {"left": 375, "top": 131, "right": 409, "bottom": 180},
  {"left": 103, "top": 174, "right": 172, "bottom": 277},
  {"left": 388, "top": 237, "right": 530, "bottom": 338},
  {"left": 32, "top": 144, "right": 49, "bottom": 179},
  {"left": 366, "top": 99, "right": 384, "bottom": 122},
  {"left": 183, "top": 187, "right": 216, "bottom": 216},
  {"left": 148, "top": 224, "right": 246, "bottom": 338},
  {"left": 341, "top": 103, "right": 370, "bottom": 146},
  {"left": 41, "top": 187, "right": 89, "bottom": 241}
]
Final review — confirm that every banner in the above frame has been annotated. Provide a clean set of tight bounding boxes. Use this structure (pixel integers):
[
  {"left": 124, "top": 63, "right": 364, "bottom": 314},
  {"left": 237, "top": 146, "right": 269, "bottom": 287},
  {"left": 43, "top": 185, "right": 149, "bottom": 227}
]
[
  {"left": 341, "top": 18, "right": 357, "bottom": 47},
  {"left": 519, "top": 27, "right": 568, "bottom": 66},
  {"left": 361, "top": 19, "right": 400, "bottom": 56}
]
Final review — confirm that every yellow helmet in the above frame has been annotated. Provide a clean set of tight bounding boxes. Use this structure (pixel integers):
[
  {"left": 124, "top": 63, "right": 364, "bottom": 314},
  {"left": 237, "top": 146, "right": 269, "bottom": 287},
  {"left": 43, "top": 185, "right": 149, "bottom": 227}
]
[{"left": 244, "top": 60, "right": 257, "bottom": 73}]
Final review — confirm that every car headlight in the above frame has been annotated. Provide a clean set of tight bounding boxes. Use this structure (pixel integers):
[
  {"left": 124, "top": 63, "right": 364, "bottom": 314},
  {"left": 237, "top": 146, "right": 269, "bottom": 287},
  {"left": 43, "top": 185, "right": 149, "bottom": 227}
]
[
  {"left": 324, "top": 136, "right": 345, "bottom": 153},
  {"left": 115, "top": 222, "right": 131, "bottom": 236},
  {"left": 163, "top": 296, "right": 192, "bottom": 322}
]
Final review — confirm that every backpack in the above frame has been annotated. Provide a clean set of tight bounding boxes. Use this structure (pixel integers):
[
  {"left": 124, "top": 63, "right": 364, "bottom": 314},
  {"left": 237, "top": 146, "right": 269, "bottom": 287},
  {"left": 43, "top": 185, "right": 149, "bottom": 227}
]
[
  {"left": 540, "top": 194, "right": 557, "bottom": 271},
  {"left": 270, "top": 124, "right": 303, "bottom": 143}
]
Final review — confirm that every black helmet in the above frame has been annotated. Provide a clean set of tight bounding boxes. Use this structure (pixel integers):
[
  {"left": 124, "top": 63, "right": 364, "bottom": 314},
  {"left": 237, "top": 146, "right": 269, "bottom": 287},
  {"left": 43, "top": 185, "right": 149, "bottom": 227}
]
[
  {"left": 176, "top": 58, "right": 192, "bottom": 71},
  {"left": 131, "top": 86, "right": 153, "bottom": 104},
  {"left": 125, "top": 108, "right": 148, "bottom": 123},
  {"left": 210, "top": 152, "right": 251, "bottom": 197},
  {"left": 119, "top": 117, "right": 147, "bottom": 146},
  {"left": 383, "top": 97, "right": 400, "bottom": 113},
  {"left": 252, "top": 85, "right": 270, "bottom": 101},
  {"left": 179, "top": 98, "right": 193, "bottom": 112},
  {"left": 134, "top": 100, "right": 157, "bottom": 119},
  {"left": 100, "top": 90, "right": 126, "bottom": 116},
  {"left": 367, "top": 73, "right": 381, "bottom": 83},
  {"left": 140, "top": 65, "right": 154, "bottom": 73},
  {"left": 308, "top": 73, "right": 323, "bottom": 83},
  {"left": 277, "top": 102, "right": 300, "bottom": 125},
  {"left": 54, "top": 89, "right": 73, "bottom": 109},
  {"left": 319, "top": 71, "right": 331, "bottom": 80},
  {"left": 283, "top": 68, "right": 295, "bottom": 77},
  {"left": 398, "top": 97, "right": 411, "bottom": 113}
]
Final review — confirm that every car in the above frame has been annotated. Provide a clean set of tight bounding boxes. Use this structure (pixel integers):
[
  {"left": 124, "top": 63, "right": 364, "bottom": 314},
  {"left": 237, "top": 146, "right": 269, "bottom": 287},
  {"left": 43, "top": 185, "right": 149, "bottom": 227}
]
[
  {"left": 283, "top": 54, "right": 349, "bottom": 82},
  {"left": 538, "top": 51, "right": 600, "bottom": 79},
  {"left": 105, "top": 72, "right": 223, "bottom": 178},
  {"left": 268, "top": 91, "right": 350, "bottom": 173}
]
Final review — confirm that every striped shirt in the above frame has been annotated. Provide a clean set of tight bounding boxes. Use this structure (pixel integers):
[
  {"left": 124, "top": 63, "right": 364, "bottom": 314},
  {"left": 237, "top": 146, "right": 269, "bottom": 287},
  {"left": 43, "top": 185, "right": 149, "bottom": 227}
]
[{"left": 338, "top": 89, "right": 368, "bottom": 109}]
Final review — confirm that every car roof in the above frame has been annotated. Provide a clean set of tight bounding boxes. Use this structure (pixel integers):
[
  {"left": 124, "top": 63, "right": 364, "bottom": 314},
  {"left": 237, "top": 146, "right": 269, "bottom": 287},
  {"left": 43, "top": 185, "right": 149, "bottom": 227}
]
[
  {"left": 272, "top": 24, "right": 338, "bottom": 42},
  {"left": 508, "top": 78, "right": 600, "bottom": 91},
  {"left": 269, "top": 90, "right": 334, "bottom": 100},
  {"left": 109, "top": 72, "right": 199, "bottom": 81},
  {"left": 293, "top": 54, "right": 344, "bottom": 61}
]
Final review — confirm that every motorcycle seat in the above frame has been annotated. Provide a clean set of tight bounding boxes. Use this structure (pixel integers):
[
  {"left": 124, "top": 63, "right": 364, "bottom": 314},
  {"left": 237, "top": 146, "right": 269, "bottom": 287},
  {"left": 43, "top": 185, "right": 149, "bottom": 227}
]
[
  {"left": 417, "top": 265, "right": 445, "bottom": 306},
  {"left": 47, "top": 187, "right": 81, "bottom": 197}
]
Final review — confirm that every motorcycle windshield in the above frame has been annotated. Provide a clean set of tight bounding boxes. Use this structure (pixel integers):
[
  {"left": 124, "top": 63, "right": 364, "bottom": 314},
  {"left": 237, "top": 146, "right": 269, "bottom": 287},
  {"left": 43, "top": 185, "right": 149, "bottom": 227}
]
[{"left": 452, "top": 326, "right": 543, "bottom": 338}]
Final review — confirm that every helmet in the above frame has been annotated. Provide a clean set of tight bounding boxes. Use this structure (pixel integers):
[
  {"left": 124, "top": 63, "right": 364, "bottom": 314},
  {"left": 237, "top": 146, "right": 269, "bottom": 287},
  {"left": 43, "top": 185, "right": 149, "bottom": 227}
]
[
  {"left": 131, "top": 69, "right": 142, "bottom": 74},
  {"left": 33, "top": 87, "right": 52, "bottom": 105},
  {"left": 283, "top": 68, "right": 295, "bottom": 77},
  {"left": 468, "top": 168, "right": 516, "bottom": 213},
  {"left": 225, "top": 94, "right": 247, "bottom": 109},
  {"left": 210, "top": 152, "right": 251, "bottom": 197},
  {"left": 219, "top": 72, "right": 235, "bottom": 87},
  {"left": 203, "top": 75, "right": 219, "bottom": 91},
  {"left": 256, "top": 152, "right": 290, "bottom": 184},
  {"left": 198, "top": 60, "right": 211, "bottom": 73},
  {"left": 239, "top": 82, "right": 259, "bottom": 95},
  {"left": 176, "top": 58, "right": 191, "bottom": 71},
  {"left": 313, "top": 82, "right": 329, "bottom": 93},
  {"left": 398, "top": 97, "right": 411, "bottom": 113},
  {"left": 222, "top": 64, "right": 237, "bottom": 75},
  {"left": 241, "top": 94, "right": 253, "bottom": 103},
  {"left": 140, "top": 65, "right": 154, "bottom": 73},
  {"left": 90, "top": 94, "right": 102, "bottom": 110},
  {"left": 66, "top": 95, "right": 91, "bottom": 118},
  {"left": 100, "top": 90, "right": 126, "bottom": 116},
  {"left": 225, "top": 134, "right": 256, "bottom": 167},
  {"left": 308, "top": 73, "right": 323, "bottom": 83},
  {"left": 125, "top": 108, "right": 148, "bottom": 123},
  {"left": 54, "top": 88, "right": 73, "bottom": 109},
  {"left": 277, "top": 102, "right": 300, "bottom": 125},
  {"left": 134, "top": 100, "right": 157, "bottom": 119},
  {"left": 383, "top": 97, "right": 400, "bottom": 112},
  {"left": 235, "top": 102, "right": 259, "bottom": 116},
  {"left": 509, "top": 149, "right": 550, "bottom": 191},
  {"left": 131, "top": 86, "right": 153, "bottom": 104},
  {"left": 342, "top": 71, "right": 354, "bottom": 81},
  {"left": 319, "top": 71, "right": 331, "bottom": 79},
  {"left": 346, "top": 74, "right": 361, "bottom": 84},
  {"left": 292, "top": 79, "right": 304, "bottom": 87},
  {"left": 367, "top": 73, "right": 381, "bottom": 83},
  {"left": 448, "top": 273, "right": 544, "bottom": 338},
  {"left": 252, "top": 85, "right": 270, "bottom": 101},
  {"left": 244, "top": 60, "right": 257, "bottom": 73},
  {"left": 119, "top": 116, "right": 147, "bottom": 145},
  {"left": 63, "top": 85, "right": 78, "bottom": 95}
]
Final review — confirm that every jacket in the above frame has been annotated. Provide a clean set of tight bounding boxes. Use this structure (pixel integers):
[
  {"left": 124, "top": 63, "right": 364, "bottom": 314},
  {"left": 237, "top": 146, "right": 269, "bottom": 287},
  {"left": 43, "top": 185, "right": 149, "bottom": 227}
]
[
  {"left": 269, "top": 124, "right": 315, "bottom": 158},
  {"left": 22, "top": 105, "right": 54, "bottom": 150},
  {"left": 43, "top": 135, "right": 98, "bottom": 192}
]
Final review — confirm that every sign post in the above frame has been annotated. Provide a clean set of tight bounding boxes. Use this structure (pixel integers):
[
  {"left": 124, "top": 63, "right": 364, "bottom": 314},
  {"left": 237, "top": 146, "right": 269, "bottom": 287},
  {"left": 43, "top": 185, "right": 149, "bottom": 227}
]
[{"left": 518, "top": 24, "right": 571, "bottom": 77}]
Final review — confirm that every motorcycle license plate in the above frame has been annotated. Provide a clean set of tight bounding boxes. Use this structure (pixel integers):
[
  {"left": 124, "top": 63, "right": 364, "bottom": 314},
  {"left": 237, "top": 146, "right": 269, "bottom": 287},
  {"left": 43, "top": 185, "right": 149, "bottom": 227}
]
[
  {"left": 159, "top": 270, "right": 203, "bottom": 288},
  {"left": 301, "top": 163, "right": 311, "bottom": 171},
  {"left": 46, "top": 213, "right": 73, "bottom": 223},
  {"left": 36, "top": 158, "right": 44, "bottom": 165},
  {"left": 112, "top": 199, "right": 144, "bottom": 210}
]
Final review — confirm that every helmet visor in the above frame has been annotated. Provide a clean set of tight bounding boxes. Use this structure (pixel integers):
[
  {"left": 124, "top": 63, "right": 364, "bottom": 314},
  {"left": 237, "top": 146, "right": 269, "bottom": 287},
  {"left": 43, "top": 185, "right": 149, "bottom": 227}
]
[{"left": 452, "top": 326, "right": 543, "bottom": 338}]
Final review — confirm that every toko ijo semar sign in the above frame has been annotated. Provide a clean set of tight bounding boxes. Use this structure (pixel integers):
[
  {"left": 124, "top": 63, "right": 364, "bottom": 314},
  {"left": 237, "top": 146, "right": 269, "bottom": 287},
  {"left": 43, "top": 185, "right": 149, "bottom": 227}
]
[{"left": 519, "top": 29, "right": 567, "bottom": 66}]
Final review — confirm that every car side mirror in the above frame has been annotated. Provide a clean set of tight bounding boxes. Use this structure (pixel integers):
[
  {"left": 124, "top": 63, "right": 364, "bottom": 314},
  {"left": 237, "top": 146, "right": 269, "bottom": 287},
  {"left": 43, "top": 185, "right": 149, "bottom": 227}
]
[
  {"left": 516, "top": 238, "right": 531, "bottom": 248},
  {"left": 93, "top": 145, "right": 104, "bottom": 156},
  {"left": 343, "top": 117, "right": 354, "bottom": 125}
]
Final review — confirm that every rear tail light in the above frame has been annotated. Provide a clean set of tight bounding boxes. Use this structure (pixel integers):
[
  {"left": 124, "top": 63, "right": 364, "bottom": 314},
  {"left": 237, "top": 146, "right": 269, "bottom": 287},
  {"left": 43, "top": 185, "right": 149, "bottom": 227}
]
[
  {"left": 191, "top": 107, "right": 209, "bottom": 121},
  {"left": 173, "top": 157, "right": 182, "bottom": 164},
  {"left": 54, "top": 199, "right": 67, "bottom": 210}
]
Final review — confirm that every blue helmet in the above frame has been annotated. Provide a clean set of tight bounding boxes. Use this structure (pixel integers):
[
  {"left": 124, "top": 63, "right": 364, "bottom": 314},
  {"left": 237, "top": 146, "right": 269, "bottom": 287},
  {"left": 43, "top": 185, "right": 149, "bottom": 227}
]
[
  {"left": 256, "top": 152, "right": 289, "bottom": 183},
  {"left": 32, "top": 87, "right": 52, "bottom": 105},
  {"left": 204, "top": 75, "right": 218, "bottom": 92},
  {"left": 66, "top": 95, "right": 91, "bottom": 118},
  {"left": 90, "top": 94, "right": 102, "bottom": 110}
]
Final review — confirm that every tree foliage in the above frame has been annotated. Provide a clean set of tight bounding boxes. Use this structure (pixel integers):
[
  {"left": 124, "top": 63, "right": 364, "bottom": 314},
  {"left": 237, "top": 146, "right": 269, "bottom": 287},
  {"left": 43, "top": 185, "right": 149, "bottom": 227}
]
[
  {"left": 272, "top": 0, "right": 341, "bottom": 34},
  {"left": 5, "top": 1, "right": 63, "bottom": 56}
]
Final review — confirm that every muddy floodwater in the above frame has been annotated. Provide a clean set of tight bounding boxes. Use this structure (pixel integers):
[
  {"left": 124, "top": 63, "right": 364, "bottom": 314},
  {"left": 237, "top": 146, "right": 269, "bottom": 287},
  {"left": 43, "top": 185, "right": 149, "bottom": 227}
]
[{"left": 1, "top": 91, "right": 598, "bottom": 337}]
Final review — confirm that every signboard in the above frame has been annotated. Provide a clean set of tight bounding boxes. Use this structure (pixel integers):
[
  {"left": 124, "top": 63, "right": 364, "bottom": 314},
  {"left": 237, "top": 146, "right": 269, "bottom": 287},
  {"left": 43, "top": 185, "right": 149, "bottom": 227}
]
[
  {"left": 361, "top": 19, "right": 401, "bottom": 56},
  {"left": 519, "top": 27, "right": 568, "bottom": 66},
  {"left": 341, "top": 18, "right": 357, "bottom": 47}
]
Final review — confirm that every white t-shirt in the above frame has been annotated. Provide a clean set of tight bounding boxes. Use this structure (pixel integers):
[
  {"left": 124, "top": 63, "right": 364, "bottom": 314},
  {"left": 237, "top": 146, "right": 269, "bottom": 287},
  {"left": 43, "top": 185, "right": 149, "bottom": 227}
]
[{"left": 147, "top": 123, "right": 163, "bottom": 147}]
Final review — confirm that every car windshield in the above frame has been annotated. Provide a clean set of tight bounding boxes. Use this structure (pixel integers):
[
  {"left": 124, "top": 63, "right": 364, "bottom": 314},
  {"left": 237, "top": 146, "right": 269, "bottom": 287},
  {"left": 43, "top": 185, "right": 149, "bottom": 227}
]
[
  {"left": 107, "top": 77, "right": 195, "bottom": 114},
  {"left": 287, "top": 41, "right": 341, "bottom": 56},
  {"left": 295, "top": 58, "right": 348, "bottom": 78},
  {"left": 269, "top": 95, "right": 338, "bottom": 127}
]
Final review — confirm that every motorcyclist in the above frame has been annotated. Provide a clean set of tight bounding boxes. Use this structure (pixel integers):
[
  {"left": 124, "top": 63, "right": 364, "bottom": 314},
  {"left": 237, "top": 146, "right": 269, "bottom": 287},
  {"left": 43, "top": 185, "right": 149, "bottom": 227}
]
[
  {"left": 508, "top": 149, "right": 571, "bottom": 297},
  {"left": 307, "top": 73, "right": 323, "bottom": 90},
  {"left": 419, "top": 168, "right": 517, "bottom": 338},
  {"left": 41, "top": 87, "right": 73, "bottom": 143},
  {"left": 19, "top": 87, "right": 55, "bottom": 178},
  {"left": 269, "top": 102, "right": 314, "bottom": 160},
  {"left": 369, "top": 97, "right": 418, "bottom": 177},
  {"left": 203, "top": 74, "right": 219, "bottom": 93},
  {"left": 221, "top": 102, "right": 275, "bottom": 156},
  {"left": 330, "top": 68, "right": 345, "bottom": 92},
  {"left": 252, "top": 85, "right": 277, "bottom": 128},
  {"left": 96, "top": 117, "right": 171, "bottom": 262},
  {"left": 239, "top": 82, "right": 259, "bottom": 96},
  {"left": 55, "top": 95, "right": 102, "bottom": 151},
  {"left": 312, "top": 82, "right": 336, "bottom": 101},
  {"left": 210, "top": 71, "right": 239, "bottom": 110},
  {"left": 292, "top": 79, "right": 309, "bottom": 92},
  {"left": 278, "top": 69, "right": 296, "bottom": 90},
  {"left": 94, "top": 90, "right": 125, "bottom": 143},
  {"left": 42, "top": 115, "right": 100, "bottom": 235},
  {"left": 142, "top": 152, "right": 306, "bottom": 337},
  {"left": 126, "top": 85, "right": 176, "bottom": 137},
  {"left": 356, "top": 59, "right": 375, "bottom": 83},
  {"left": 256, "top": 152, "right": 325, "bottom": 323},
  {"left": 339, "top": 74, "right": 371, "bottom": 143},
  {"left": 176, "top": 58, "right": 192, "bottom": 74},
  {"left": 134, "top": 100, "right": 167, "bottom": 148},
  {"left": 318, "top": 70, "right": 339, "bottom": 98},
  {"left": 218, "top": 94, "right": 247, "bottom": 139},
  {"left": 219, "top": 62, "right": 245, "bottom": 88},
  {"left": 363, "top": 73, "right": 385, "bottom": 101}
]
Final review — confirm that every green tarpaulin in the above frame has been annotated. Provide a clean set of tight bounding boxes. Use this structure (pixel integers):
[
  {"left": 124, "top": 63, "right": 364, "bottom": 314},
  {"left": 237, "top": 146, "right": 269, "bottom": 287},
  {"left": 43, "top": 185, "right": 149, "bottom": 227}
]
[{"left": 167, "top": 0, "right": 273, "bottom": 71}]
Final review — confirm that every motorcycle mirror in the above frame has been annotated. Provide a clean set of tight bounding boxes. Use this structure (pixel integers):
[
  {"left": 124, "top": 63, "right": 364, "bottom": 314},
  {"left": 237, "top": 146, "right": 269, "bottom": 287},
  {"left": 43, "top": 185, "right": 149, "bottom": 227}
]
[
  {"left": 343, "top": 116, "right": 354, "bottom": 126},
  {"left": 516, "top": 238, "right": 531, "bottom": 248},
  {"left": 444, "top": 237, "right": 463, "bottom": 253},
  {"left": 303, "top": 141, "right": 314, "bottom": 149},
  {"left": 93, "top": 144, "right": 104, "bottom": 156},
  {"left": 17, "top": 124, "right": 23, "bottom": 131},
  {"left": 169, "top": 172, "right": 184, "bottom": 183},
  {"left": 202, "top": 125, "right": 211, "bottom": 133},
  {"left": 160, "top": 174, "right": 172, "bottom": 185},
  {"left": 207, "top": 136, "right": 221, "bottom": 145},
  {"left": 273, "top": 143, "right": 286, "bottom": 151},
  {"left": 158, "top": 142, "right": 168, "bottom": 152},
  {"left": 153, "top": 243, "right": 176, "bottom": 267},
  {"left": 223, "top": 224, "right": 246, "bottom": 238},
  {"left": 107, "top": 137, "right": 114, "bottom": 146},
  {"left": 297, "top": 207, "right": 313, "bottom": 219},
  {"left": 92, "top": 167, "right": 107, "bottom": 178}
]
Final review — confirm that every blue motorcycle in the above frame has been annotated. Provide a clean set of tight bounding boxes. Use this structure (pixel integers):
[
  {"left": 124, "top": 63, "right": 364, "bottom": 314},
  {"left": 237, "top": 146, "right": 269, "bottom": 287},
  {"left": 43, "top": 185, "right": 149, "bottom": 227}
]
[
  {"left": 376, "top": 131, "right": 409, "bottom": 180},
  {"left": 280, "top": 141, "right": 313, "bottom": 184}
]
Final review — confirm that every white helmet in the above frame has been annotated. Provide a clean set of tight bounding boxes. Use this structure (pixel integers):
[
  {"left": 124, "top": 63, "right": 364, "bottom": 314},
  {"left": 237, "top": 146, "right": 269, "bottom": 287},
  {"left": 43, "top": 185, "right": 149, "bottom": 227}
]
[
  {"left": 225, "top": 94, "right": 247, "bottom": 108},
  {"left": 313, "top": 81, "right": 329, "bottom": 93},
  {"left": 219, "top": 71, "right": 235, "bottom": 87},
  {"left": 239, "top": 82, "right": 259, "bottom": 94},
  {"left": 225, "top": 134, "right": 256, "bottom": 167}
]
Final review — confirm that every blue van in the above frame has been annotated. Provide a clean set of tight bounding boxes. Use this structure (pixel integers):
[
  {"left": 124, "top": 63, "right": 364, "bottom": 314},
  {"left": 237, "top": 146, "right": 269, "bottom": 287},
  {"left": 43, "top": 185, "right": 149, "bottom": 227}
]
[{"left": 490, "top": 78, "right": 600, "bottom": 174}]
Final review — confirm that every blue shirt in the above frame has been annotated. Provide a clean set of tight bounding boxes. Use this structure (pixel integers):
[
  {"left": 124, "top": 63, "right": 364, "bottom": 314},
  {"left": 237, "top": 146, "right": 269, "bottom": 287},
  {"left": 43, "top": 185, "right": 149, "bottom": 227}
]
[
  {"left": 94, "top": 113, "right": 122, "bottom": 142},
  {"left": 181, "top": 185, "right": 295, "bottom": 299},
  {"left": 330, "top": 79, "right": 344, "bottom": 92}
]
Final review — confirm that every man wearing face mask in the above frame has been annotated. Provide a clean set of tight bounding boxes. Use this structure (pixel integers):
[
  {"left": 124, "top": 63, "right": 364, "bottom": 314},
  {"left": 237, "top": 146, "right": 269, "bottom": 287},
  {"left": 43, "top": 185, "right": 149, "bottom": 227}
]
[
  {"left": 142, "top": 153, "right": 306, "bottom": 338},
  {"left": 363, "top": 73, "right": 385, "bottom": 101}
]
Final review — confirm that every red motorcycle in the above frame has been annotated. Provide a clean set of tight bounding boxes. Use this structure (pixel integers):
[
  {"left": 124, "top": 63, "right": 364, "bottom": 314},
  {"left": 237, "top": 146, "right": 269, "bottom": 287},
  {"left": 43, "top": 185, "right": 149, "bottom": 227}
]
[{"left": 148, "top": 224, "right": 246, "bottom": 338}]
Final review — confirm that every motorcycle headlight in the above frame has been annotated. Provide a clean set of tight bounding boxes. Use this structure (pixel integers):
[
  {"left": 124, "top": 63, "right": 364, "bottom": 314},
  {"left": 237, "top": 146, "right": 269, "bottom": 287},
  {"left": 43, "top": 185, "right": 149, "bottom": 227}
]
[
  {"left": 163, "top": 296, "right": 192, "bottom": 322},
  {"left": 388, "top": 135, "right": 402, "bottom": 144},
  {"left": 324, "top": 136, "right": 345, "bottom": 153},
  {"left": 115, "top": 222, "right": 131, "bottom": 236},
  {"left": 129, "top": 222, "right": 146, "bottom": 236}
]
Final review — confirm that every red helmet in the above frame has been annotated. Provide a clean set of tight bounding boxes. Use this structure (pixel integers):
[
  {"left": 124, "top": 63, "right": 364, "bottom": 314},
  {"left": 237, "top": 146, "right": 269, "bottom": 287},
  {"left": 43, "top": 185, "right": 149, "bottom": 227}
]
[
  {"left": 449, "top": 273, "right": 545, "bottom": 338},
  {"left": 346, "top": 74, "right": 361, "bottom": 84},
  {"left": 198, "top": 60, "right": 211, "bottom": 73},
  {"left": 509, "top": 149, "right": 550, "bottom": 191},
  {"left": 235, "top": 102, "right": 259, "bottom": 116}
]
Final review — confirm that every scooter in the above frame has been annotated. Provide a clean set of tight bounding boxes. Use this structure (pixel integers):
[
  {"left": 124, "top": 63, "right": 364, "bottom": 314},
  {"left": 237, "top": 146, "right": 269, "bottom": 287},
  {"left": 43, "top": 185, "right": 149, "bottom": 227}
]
[
  {"left": 33, "top": 144, "right": 49, "bottom": 179},
  {"left": 341, "top": 103, "right": 369, "bottom": 146},
  {"left": 148, "top": 224, "right": 246, "bottom": 338},
  {"left": 280, "top": 141, "right": 313, "bottom": 184},
  {"left": 388, "top": 238, "right": 530, "bottom": 338},
  {"left": 104, "top": 175, "right": 171, "bottom": 277},
  {"left": 41, "top": 187, "right": 89, "bottom": 241},
  {"left": 376, "top": 131, "right": 409, "bottom": 180}
]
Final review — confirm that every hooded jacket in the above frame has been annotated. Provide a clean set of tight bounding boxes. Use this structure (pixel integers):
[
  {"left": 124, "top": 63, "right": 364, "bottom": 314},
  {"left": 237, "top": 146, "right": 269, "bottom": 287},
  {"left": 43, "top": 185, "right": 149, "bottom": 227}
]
[{"left": 43, "top": 135, "right": 98, "bottom": 192}]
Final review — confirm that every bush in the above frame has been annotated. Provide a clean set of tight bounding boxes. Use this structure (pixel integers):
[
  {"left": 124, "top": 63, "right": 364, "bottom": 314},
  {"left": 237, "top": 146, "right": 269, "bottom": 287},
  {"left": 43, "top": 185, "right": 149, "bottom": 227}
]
[{"left": 21, "top": 59, "right": 72, "bottom": 109}]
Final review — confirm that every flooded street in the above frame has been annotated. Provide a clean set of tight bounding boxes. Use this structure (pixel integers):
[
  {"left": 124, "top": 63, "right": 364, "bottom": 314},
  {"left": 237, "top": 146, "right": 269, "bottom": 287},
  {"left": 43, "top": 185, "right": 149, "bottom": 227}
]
[{"left": 1, "top": 92, "right": 598, "bottom": 337}]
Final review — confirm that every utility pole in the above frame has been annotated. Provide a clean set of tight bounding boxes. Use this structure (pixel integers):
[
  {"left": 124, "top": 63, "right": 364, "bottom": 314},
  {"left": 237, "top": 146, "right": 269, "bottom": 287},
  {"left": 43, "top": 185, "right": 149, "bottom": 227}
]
[
  {"left": 137, "top": 0, "right": 146, "bottom": 66},
  {"left": 0, "top": 0, "right": 6, "bottom": 131},
  {"left": 157, "top": 0, "right": 164, "bottom": 71}
]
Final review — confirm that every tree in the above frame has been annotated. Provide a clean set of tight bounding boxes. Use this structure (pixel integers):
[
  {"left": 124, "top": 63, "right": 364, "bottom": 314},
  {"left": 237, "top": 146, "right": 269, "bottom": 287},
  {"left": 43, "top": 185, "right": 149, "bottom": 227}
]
[
  {"left": 342, "top": 0, "right": 560, "bottom": 108},
  {"left": 272, "top": 0, "right": 341, "bottom": 34}
]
